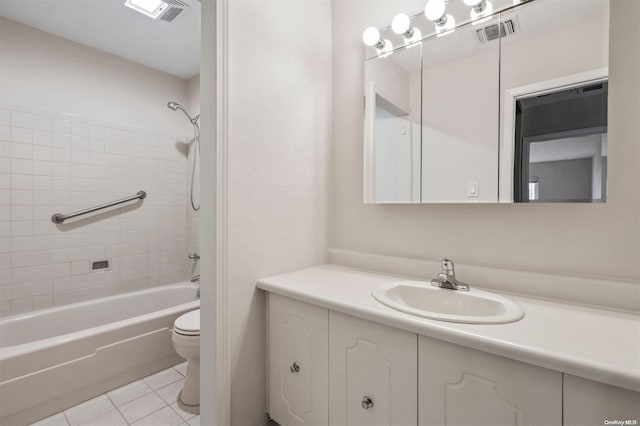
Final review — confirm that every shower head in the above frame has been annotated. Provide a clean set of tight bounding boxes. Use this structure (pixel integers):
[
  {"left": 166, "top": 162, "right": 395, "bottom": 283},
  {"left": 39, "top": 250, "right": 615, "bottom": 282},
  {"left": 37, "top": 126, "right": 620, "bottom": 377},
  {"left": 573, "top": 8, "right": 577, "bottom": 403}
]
[{"left": 167, "top": 101, "right": 199, "bottom": 124}]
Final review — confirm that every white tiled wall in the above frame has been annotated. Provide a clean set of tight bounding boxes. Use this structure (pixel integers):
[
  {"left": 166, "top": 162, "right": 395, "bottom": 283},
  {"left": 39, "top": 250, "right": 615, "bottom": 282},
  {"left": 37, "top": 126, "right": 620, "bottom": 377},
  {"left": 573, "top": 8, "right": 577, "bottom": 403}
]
[{"left": 0, "top": 102, "right": 195, "bottom": 317}]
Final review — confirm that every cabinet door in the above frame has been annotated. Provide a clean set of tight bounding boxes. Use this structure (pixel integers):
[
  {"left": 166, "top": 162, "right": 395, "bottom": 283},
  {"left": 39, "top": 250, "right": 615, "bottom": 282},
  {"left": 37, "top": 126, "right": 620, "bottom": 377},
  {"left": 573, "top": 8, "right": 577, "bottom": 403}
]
[
  {"left": 329, "top": 311, "right": 417, "bottom": 426},
  {"left": 268, "top": 294, "right": 328, "bottom": 426},
  {"left": 564, "top": 374, "right": 640, "bottom": 426},
  {"left": 419, "top": 335, "right": 561, "bottom": 426}
]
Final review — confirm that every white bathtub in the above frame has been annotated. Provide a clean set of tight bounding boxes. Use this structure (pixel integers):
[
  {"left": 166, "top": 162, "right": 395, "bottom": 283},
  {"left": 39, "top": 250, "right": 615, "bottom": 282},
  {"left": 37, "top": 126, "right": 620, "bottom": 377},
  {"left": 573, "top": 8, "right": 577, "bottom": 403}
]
[{"left": 0, "top": 283, "right": 199, "bottom": 425}]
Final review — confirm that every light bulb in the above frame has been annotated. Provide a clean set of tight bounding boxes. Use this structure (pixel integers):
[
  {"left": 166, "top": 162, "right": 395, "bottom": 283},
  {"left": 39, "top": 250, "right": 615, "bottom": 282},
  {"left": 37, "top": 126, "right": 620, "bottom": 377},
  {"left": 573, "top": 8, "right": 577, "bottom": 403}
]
[
  {"left": 362, "top": 26, "right": 382, "bottom": 47},
  {"left": 391, "top": 13, "right": 411, "bottom": 35},
  {"left": 424, "top": 0, "right": 446, "bottom": 23}
]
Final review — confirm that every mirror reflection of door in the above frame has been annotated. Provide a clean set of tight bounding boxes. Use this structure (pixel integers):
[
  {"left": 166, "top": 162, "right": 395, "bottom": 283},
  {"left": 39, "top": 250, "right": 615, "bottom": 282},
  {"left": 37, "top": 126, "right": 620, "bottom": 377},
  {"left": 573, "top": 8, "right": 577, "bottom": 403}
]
[{"left": 514, "top": 82, "right": 608, "bottom": 203}]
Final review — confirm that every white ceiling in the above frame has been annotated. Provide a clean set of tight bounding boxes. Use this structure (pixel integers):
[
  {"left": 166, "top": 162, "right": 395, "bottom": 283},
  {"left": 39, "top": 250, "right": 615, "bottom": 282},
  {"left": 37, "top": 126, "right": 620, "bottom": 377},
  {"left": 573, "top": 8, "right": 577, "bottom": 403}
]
[{"left": 0, "top": 0, "right": 200, "bottom": 79}]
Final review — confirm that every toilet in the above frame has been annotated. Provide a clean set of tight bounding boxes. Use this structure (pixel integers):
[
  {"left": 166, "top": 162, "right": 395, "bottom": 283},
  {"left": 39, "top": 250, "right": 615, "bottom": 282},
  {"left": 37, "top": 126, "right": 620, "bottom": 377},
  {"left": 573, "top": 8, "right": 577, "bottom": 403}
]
[{"left": 172, "top": 309, "right": 200, "bottom": 406}]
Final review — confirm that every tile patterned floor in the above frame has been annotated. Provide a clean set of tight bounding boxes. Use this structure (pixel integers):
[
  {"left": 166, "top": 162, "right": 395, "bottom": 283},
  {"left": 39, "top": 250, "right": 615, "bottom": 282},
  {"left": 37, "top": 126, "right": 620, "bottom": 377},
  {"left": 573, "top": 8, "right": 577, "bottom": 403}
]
[{"left": 31, "top": 362, "right": 200, "bottom": 426}]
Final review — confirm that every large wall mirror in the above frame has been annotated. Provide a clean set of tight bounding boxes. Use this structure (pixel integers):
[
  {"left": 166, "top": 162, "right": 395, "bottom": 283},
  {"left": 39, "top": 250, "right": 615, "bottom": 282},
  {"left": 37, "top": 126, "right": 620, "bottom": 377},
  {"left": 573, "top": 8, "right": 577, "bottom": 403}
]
[{"left": 363, "top": 0, "right": 609, "bottom": 204}]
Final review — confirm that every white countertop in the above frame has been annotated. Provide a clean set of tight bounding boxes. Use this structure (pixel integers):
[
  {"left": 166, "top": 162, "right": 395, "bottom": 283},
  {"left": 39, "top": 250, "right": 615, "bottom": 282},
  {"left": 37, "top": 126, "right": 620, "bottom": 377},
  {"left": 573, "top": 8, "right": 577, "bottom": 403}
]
[{"left": 257, "top": 264, "right": 640, "bottom": 392}]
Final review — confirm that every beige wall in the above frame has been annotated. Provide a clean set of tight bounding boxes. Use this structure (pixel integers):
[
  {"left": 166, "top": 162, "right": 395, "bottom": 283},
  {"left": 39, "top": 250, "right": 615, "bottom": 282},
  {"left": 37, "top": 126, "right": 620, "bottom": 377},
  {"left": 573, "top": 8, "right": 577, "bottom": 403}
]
[
  {"left": 331, "top": 0, "right": 639, "bottom": 282},
  {"left": 225, "top": 0, "right": 332, "bottom": 424}
]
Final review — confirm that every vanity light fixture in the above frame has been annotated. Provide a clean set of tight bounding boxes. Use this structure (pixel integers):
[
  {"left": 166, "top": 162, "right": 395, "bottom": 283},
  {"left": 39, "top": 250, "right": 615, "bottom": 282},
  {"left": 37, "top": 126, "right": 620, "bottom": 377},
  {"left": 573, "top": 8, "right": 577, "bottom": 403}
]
[
  {"left": 424, "top": 0, "right": 455, "bottom": 35},
  {"left": 391, "top": 13, "right": 423, "bottom": 46},
  {"left": 464, "top": 0, "right": 494, "bottom": 22},
  {"left": 362, "top": 26, "right": 393, "bottom": 56},
  {"left": 424, "top": 0, "right": 448, "bottom": 27},
  {"left": 124, "top": 0, "right": 168, "bottom": 19}
]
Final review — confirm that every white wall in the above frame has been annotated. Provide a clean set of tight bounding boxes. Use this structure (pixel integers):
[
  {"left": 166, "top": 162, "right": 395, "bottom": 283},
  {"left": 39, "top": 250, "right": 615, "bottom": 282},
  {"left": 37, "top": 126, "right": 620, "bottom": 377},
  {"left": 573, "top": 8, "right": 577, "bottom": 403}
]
[
  {"left": 0, "top": 19, "right": 199, "bottom": 316},
  {"left": 0, "top": 18, "right": 192, "bottom": 136},
  {"left": 225, "top": 0, "right": 332, "bottom": 424},
  {"left": 331, "top": 0, "right": 639, "bottom": 282}
]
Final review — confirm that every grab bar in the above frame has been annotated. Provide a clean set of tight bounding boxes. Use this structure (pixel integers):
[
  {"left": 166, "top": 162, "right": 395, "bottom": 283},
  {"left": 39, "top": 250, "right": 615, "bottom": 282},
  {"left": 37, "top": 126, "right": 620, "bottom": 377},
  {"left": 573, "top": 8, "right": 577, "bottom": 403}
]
[{"left": 51, "top": 190, "right": 147, "bottom": 224}]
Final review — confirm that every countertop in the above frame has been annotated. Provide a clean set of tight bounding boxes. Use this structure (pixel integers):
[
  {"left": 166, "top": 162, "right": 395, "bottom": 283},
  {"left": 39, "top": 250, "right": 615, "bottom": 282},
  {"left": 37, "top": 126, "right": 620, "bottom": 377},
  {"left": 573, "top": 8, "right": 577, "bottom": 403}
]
[{"left": 257, "top": 264, "right": 640, "bottom": 392}]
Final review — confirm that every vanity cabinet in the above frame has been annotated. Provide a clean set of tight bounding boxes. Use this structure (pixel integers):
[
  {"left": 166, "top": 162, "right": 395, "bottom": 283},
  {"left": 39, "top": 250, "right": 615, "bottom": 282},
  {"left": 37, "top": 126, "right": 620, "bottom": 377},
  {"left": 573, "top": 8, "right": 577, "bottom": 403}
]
[
  {"left": 563, "top": 374, "right": 640, "bottom": 426},
  {"left": 328, "top": 311, "right": 417, "bottom": 426},
  {"left": 266, "top": 292, "right": 636, "bottom": 426},
  {"left": 418, "top": 335, "right": 562, "bottom": 426},
  {"left": 267, "top": 294, "right": 329, "bottom": 426}
]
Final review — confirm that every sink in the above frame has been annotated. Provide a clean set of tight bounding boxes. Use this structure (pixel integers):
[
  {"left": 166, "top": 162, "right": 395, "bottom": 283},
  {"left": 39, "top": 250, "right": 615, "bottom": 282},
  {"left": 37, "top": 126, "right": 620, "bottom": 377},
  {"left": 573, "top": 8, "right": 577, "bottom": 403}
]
[{"left": 372, "top": 281, "right": 524, "bottom": 324}]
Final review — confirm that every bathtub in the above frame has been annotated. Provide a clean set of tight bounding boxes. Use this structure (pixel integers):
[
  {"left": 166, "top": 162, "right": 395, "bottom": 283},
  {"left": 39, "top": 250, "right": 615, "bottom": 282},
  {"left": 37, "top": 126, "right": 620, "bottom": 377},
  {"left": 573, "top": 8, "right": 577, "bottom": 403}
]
[{"left": 0, "top": 283, "right": 199, "bottom": 425}]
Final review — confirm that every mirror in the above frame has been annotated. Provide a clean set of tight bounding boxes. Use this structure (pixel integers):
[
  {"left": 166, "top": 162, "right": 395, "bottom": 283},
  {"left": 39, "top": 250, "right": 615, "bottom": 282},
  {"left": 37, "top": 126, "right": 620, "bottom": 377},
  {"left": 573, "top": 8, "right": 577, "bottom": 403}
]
[
  {"left": 364, "top": 46, "right": 421, "bottom": 203},
  {"left": 363, "top": 0, "right": 609, "bottom": 204},
  {"left": 499, "top": 0, "right": 609, "bottom": 203},
  {"left": 421, "top": 14, "right": 500, "bottom": 203}
]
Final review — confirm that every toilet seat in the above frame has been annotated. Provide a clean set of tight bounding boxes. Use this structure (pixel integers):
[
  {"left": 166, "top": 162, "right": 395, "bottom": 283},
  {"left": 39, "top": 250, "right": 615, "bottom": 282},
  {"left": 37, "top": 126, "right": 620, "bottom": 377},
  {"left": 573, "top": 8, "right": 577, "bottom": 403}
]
[{"left": 174, "top": 309, "right": 200, "bottom": 336}]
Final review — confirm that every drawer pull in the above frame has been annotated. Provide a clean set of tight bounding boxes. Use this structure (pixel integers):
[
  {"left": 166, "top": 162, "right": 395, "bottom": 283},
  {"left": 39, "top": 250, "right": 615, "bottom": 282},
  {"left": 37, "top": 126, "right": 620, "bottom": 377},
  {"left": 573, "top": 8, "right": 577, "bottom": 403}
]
[
  {"left": 289, "top": 362, "right": 301, "bottom": 373},
  {"left": 361, "top": 396, "right": 374, "bottom": 410}
]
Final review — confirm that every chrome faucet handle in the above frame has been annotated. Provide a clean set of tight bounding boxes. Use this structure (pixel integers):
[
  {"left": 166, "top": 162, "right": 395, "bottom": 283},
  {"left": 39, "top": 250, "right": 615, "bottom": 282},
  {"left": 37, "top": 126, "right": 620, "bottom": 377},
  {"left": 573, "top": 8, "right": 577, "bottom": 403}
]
[
  {"left": 188, "top": 253, "right": 200, "bottom": 260},
  {"left": 440, "top": 258, "right": 455, "bottom": 276}
]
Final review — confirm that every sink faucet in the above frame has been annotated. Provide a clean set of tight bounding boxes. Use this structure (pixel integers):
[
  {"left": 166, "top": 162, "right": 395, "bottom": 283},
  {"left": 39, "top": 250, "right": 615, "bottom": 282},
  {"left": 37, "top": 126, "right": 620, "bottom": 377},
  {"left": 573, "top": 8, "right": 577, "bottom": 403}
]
[{"left": 431, "top": 258, "right": 469, "bottom": 291}]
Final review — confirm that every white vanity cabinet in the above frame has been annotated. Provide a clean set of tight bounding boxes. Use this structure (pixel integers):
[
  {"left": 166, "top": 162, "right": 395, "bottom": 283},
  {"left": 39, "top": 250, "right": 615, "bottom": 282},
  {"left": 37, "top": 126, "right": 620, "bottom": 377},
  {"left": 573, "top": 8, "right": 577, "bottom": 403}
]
[
  {"left": 418, "top": 335, "right": 562, "bottom": 426},
  {"left": 563, "top": 374, "right": 640, "bottom": 426},
  {"left": 328, "top": 311, "right": 418, "bottom": 426},
  {"left": 267, "top": 294, "right": 329, "bottom": 426}
]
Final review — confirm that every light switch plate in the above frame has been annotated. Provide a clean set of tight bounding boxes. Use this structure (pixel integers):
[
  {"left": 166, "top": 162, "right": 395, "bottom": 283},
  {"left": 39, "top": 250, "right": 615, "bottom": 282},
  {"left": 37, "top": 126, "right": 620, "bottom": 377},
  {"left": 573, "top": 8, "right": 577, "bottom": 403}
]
[{"left": 467, "top": 181, "right": 479, "bottom": 198}]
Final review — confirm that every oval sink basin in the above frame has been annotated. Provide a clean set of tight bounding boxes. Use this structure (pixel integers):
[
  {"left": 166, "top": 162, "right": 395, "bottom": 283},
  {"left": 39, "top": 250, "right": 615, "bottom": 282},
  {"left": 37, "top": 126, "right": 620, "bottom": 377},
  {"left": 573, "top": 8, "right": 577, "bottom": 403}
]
[{"left": 372, "top": 281, "right": 524, "bottom": 324}]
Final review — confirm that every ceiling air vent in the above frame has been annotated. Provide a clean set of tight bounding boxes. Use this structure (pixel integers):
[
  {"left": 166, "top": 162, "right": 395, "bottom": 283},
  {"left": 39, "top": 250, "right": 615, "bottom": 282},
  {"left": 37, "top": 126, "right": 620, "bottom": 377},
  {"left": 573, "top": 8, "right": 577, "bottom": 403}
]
[
  {"left": 160, "top": 0, "right": 189, "bottom": 22},
  {"left": 476, "top": 16, "right": 520, "bottom": 43}
]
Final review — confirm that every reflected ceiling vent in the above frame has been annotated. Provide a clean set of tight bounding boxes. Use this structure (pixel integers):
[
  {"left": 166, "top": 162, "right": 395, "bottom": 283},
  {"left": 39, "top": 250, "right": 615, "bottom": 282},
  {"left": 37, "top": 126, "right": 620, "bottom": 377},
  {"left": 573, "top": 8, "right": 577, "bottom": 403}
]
[
  {"left": 124, "top": 0, "right": 189, "bottom": 22},
  {"left": 160, "top": 0, "right": 190, "bottom": 22},
  {"left": 475, "top": 16, "right": 519, "bottom": 43}
]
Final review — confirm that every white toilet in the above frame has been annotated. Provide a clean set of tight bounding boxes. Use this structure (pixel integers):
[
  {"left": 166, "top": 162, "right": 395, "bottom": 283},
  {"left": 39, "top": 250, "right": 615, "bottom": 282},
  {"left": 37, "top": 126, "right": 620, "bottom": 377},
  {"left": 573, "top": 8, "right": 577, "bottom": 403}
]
[{"left": 172, "top": 309, "right": 200, "bottom": 406}]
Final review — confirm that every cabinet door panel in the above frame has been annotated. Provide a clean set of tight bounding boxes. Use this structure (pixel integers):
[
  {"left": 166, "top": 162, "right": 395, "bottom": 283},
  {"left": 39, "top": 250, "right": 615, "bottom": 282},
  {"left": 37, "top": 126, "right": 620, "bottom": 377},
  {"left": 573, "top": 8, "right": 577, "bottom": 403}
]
[
  {"left": 564, "top": 374, "right": 640, "bottom": 426},
  {"left": 419, "top": 335, "right": 561, "bottom": 426},
  {"left": 268, "top": 294, "right": 328, "bottom": 426},
  {"left": 329, "top": 311, "right": 417, "bottom": 426}
]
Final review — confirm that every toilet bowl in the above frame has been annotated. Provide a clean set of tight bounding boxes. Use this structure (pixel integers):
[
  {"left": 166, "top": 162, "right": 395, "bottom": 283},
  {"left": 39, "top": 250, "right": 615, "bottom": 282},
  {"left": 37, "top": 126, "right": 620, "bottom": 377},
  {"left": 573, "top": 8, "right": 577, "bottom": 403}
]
[{"left": 172, "top": 309, "right": 200, "bottom": 406}]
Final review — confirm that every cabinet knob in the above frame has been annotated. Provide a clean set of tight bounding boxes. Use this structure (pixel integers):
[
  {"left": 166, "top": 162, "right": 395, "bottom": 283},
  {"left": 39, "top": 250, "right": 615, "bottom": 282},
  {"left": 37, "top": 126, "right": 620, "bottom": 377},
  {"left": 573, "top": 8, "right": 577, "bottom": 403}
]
[
  {"left": 289, "top": 362, "right": 301, "bottom": 373},
  {"left": 361, "top": 396, "right": 374, "bottom": 410}
]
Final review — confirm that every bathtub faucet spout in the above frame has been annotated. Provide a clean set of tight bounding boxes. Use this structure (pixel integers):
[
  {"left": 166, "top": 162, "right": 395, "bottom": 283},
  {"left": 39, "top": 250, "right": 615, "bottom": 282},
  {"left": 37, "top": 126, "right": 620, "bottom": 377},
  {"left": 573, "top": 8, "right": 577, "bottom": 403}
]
[{"left": 191, "top": 275, "right": 200, "bottom": 283}]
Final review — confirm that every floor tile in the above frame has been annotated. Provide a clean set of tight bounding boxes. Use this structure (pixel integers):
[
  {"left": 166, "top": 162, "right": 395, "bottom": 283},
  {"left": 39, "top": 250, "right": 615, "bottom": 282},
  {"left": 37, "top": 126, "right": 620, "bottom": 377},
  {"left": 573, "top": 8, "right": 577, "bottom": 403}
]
[
  {"left": 187, "top": 415, "right": 200, "bottom": 426},
  {"left": 131, "top": 406, "right": 183, "bottom": 426},
  {"left": 156, "top": 379, "right": 185, "bottom": 405},
  {"left": 107, "top": 380, "right": 153, "bottom": 407},
  {"left": 142, "top": 368, "right": 183, "bottom": 390},
  {"left": 31, "top": 412, "right": 69, "bottom": 426},
  {"left": 79, "top": 409, "right": 127, "bottom": 426},
  {"left": 173, "top": 362, "right": 188, "bottom": 377},
  {"left": 118, "top": 392, "right": 166, "bottom": 424},
  {"left": 170, "top": 402, "right": 198, "bottom": 421},
  {"left": 64, "top": 395, "right": 115, "bottom": 426}
]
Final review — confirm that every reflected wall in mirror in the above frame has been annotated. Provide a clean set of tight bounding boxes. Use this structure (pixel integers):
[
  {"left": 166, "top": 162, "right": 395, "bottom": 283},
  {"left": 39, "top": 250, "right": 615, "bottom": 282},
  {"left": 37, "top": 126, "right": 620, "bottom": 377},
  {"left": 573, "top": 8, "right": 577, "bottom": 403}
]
[
  {"left": 364, "top": 46, "right": 421, "bottom": 204},
  {"left": 499, "top": 0, "right": 609, "bottom": 203},
  {"left": 421, "top": 15, "right": 500, "bottom": 203},
  {"left": 362, "top": 0, "right": 610, "bottom": 204}
]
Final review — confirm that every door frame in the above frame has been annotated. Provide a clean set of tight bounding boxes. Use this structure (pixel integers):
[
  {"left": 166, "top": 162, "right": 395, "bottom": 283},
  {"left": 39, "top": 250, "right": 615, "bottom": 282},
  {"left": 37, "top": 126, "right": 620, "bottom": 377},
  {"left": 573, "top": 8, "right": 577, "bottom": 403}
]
[{"left": 499, "top": 67, "right": 608, "bottom": 203}]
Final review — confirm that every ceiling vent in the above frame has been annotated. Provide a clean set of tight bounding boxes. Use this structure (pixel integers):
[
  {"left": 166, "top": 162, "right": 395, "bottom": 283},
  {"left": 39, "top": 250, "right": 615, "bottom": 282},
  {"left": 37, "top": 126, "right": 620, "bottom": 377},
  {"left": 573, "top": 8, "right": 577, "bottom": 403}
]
[
  {"left": 160, "top": 0, "right": 189, "bottom": 22},
  {"left": 475, "top": 16, "right": 520, "bottom": 43}
]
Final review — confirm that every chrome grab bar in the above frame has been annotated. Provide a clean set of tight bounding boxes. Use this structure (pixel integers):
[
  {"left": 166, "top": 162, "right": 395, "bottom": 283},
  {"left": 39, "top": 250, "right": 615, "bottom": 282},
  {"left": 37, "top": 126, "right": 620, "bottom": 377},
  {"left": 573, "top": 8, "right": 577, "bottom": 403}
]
[{"left": 51, "top": 190, "right": 147, "bottom": 224}]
